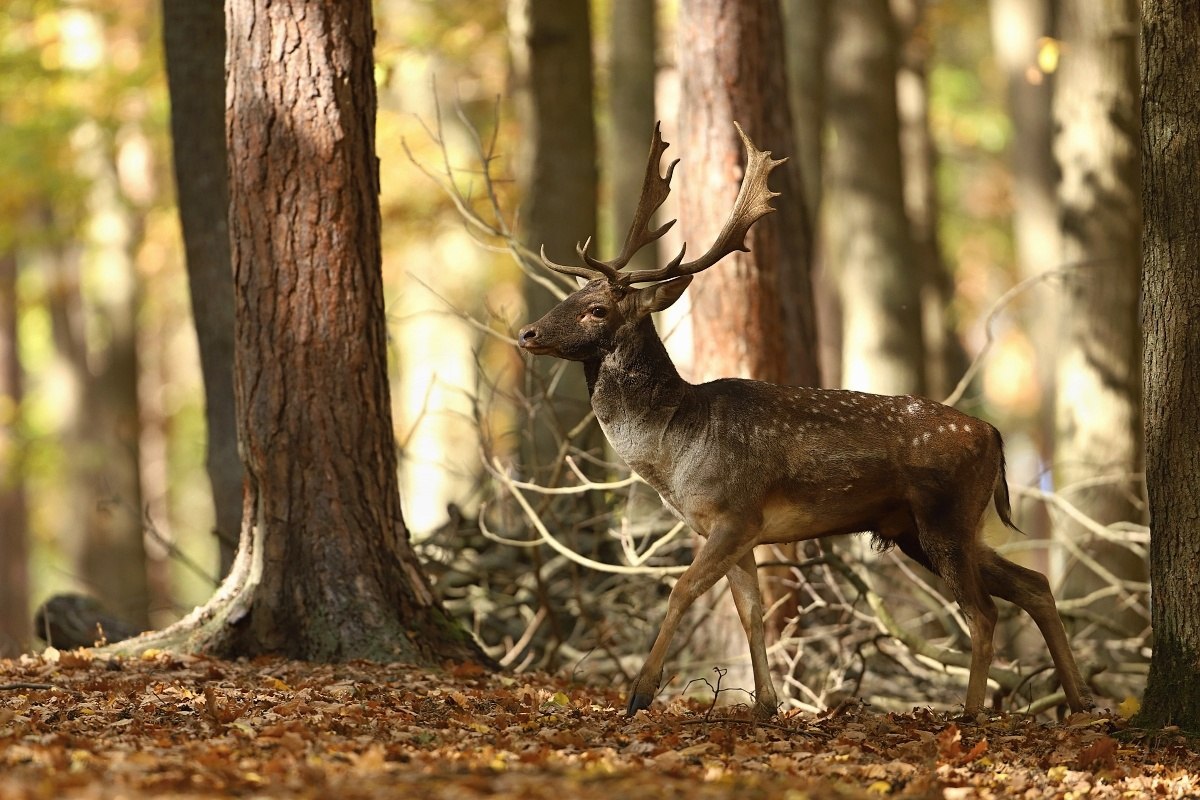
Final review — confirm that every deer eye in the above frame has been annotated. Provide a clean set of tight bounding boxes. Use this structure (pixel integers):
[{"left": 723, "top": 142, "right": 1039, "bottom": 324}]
[{"left": 588, "top": 306, "right": 608, "bottom": 319}]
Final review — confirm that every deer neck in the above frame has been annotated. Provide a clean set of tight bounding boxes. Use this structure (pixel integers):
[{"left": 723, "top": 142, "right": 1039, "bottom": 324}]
[{"left": 584, "top": 318, "right": 686, "bottom": 459}]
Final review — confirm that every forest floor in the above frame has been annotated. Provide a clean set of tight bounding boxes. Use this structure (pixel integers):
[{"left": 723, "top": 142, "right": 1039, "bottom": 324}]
[{"left": 0, "top": 651, "right": 1197, "bottom": 799}]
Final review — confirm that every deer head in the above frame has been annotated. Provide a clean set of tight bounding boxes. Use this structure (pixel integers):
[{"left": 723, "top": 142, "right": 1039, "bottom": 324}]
[{"left": 518, "top": 122, "right": 785, "bottom": 361}]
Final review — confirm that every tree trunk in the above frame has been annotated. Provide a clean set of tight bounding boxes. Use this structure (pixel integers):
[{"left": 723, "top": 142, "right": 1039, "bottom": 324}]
[
  {"left": 1051, "top": 0, "right": 1145, "bottom": 637},
  {"left": 893, "top": 0, "right": 965, "bottom": 401},
  {"left": 781, "top": 0, "right": 828, "bottom": 236},
  {"left": 112, "top": 0, "right": 486, "bottom": 665},
  {"left": 162, "top": 0, "right": 243, "bottom": 578},
  {"left": 0, "top": 249, "right": 30, "bottom": 657},
  {"left": 988, "top": 0, "right": 1058, "bottom": 550},
  {"left": 1135, "top": 0, "right": 1200, "bottom": 733},
  {"left": 603, "top": 0, "right": 657, "bottom": 272},
  {"left": 679, "top": 0, "right": 819, "bottom": 387},
  {"left": 826, "top": 0, "right": 925, "bottom": 396},
  {"left": 71, "top": 126, "right": 151, "bottom": 631},
  {"left": 508, "top": 0, "right": 600, "bottom": 476},
  {"left": 781, "top": 0, "right": 841, "bottom": 388},
  {"left": 678, "top": 0, "right": 821, "bottom": 701}
]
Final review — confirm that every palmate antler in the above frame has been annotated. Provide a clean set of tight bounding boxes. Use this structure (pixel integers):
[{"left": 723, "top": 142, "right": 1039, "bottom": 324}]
[{"left": 539, "top": 121, "right": 787, "bottom": 286}]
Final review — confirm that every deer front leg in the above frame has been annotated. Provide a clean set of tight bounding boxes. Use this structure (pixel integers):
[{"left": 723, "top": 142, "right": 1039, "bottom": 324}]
[
  {"left": 727, "top": 550, "right": 779, "bottom": 720},
  {"left": 627, "top": 520, "right": 757, "bottom": 716}
]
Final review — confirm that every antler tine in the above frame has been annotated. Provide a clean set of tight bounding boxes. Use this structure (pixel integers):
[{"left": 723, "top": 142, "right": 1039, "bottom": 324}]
[
  {"left": 588, "top": 121, "right": 680, "bottom": 277},
  {"left": 621, "top": 122, "right": 785, "bottom": 285},
  {"left": 539, "top": 240, "right": 613, "bottom": 283},
  {"left": 536, "top": 122, "right": 677, "bottom": 285}
]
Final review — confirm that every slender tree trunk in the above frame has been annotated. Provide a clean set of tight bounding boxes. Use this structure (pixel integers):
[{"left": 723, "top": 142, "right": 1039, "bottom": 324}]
[
  {"left": 781, "top": 0, "right": 828, "bottom": 236},
  {"left": 988, "top": 0, "right": 1058, "bottom": 551},
  {"left": 508, "top": 0, "right": 600, "bottom": 476},
  {"left": 162, "top": 0, "right": 242, "bottom": 578},
  {"left": 826, "top": 0, "right": 925, "bottom": 396},
  {"left": 603, "top": 0, "right": 657, "bottom": 272},
  {"left": 781, "top": 0, "right": 840, "bottom": 387},
  {"left": 0, "top": 250, "right": 30, "bottom": 656},
  {"left": 1135, "top": 0, "right": 1200, "bottom": 733},
  {"left": 893, "top": 0, "right": 964, "bottom": 401},
  {"left": 678, "top": 0, "right": 821, "bottom": 700},
  {"left": 72, "top": 126, "right": 150, "bottom": 630},
  {"left": 989, "top": 0, "right": 1060, "bottom": 287},
  {"left": 1051, "top": 0, "right": 1145, "bottom": 636},
  {"left": 112, "top": 0, "right": 486, "bottom": 665}
]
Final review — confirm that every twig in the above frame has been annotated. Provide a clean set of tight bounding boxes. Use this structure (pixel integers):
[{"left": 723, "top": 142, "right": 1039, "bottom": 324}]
[
  {"left": 0, "top": 682, "right": 53, "bottom": 690},
  {"left": 484, "top": 455, "right": 687, "bottom": 576}
]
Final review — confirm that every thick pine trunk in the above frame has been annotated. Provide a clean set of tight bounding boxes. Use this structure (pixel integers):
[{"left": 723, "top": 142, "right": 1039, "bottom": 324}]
[
  {"left": 162, "top": 0, "right": 242, "bottom": 578},
  {"left": 1051, "top": 0, "right": 1145, "bottom": 637},
  {"left": 1136, "top": 0, "right": 1200, "bottom": 732},
  {"left": 679, "top": 0, "right": 819, "bottom": 387},
  {"left": 113, "top": 0, "right": 485, "bottom": 665}
]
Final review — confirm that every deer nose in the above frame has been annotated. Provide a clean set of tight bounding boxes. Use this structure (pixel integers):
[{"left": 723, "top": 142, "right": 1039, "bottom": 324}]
[{"left": 519, "top": 325, "right": 538, "bottom": 344}]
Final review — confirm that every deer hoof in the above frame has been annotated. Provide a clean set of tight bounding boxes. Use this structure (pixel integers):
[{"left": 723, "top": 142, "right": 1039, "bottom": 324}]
[{"left": 626, "top": 691, "right": 654, "bottom": 717}]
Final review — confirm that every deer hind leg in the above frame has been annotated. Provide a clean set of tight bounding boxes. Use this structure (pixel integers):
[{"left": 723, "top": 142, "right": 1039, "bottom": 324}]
[
  {"left": 978, "top": 547, "right": 1094, "bottom": 712},
  {"left": 627, "top": 518, "right": 758, "bottom": 716},
  {"left": 726, "top": 550, "right": 779, "bottom": 719},
  {"left": 912, "top": 516, "right": 997, "bottom": 714}
]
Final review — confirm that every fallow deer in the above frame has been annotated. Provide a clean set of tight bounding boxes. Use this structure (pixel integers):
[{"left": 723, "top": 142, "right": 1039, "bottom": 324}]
[{"left": 518, "top": 122, "right": 1092, "bottom": 719}]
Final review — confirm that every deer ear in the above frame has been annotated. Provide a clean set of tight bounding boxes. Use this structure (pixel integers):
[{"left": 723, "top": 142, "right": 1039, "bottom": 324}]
[{"left": 635, "top": 276, "right": 693, "bottom": 317}]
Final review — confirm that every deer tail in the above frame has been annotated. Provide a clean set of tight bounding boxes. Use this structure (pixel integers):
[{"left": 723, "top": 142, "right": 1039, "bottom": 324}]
[{"left": 992, "top": 429, "right": 1022, "bottom": 533}]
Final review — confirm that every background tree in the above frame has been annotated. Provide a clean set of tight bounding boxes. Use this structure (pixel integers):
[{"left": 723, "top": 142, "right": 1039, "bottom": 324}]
[
  {"left": 894, "top": 0, "right": 963, "bottom": 399},
  {"left": 162, "top": 0, "right": 242, "bottom": 578},
  {"left": 507, "top": 0, "right": 599, "bottom": 474},
  {"left": 1051, "top": 0, "right": 1144, "bottom": 636},
  {"left": 826, "top": 0, "right": 925, "bottom": 396},
  {"left": 118, "top": 0, "right": 485, "bottom": 664},
  {"left": 1136, "top": 0, "right": 1200, "bottom": 732},
  {"left": 70, "top": 120, "right": 151, "bottom": 630},
  {"left": 781, "top": 0, "right": 828, "bottom": 237},
  {"left": 0, "top": 250, "right": 29, "bottom": 656},
  {"left": 988, "top": 0, "right": 1058, "bottom": 397},
  {"left": 603, "top": 0, "right": 657, "bottom": 271}
]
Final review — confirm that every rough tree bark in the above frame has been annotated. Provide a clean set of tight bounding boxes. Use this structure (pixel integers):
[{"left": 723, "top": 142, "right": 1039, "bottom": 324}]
[
  {"left": 1051, "top": 0, "right": 1145, "bottom": 636},
  {"left": 112, "top": 0, "right": 485, "bottom": 664},
  {"left": 826, "top": 0, "right": 925, "bottom": 396},
  {"left": 679, "top": 0, "right": 819, "bottom": 387},
  {"left": 0, "top": 250, "right": 29, "bottom": 656},
  {"left": 162, "top": 0, "right": 243, "bottom": 579},
  {"left": 677, "top": 0, "right": 821, "bottom": 699},
  {"left": 1135, "top": 0, "right": 1200, "bottom": 733}
]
